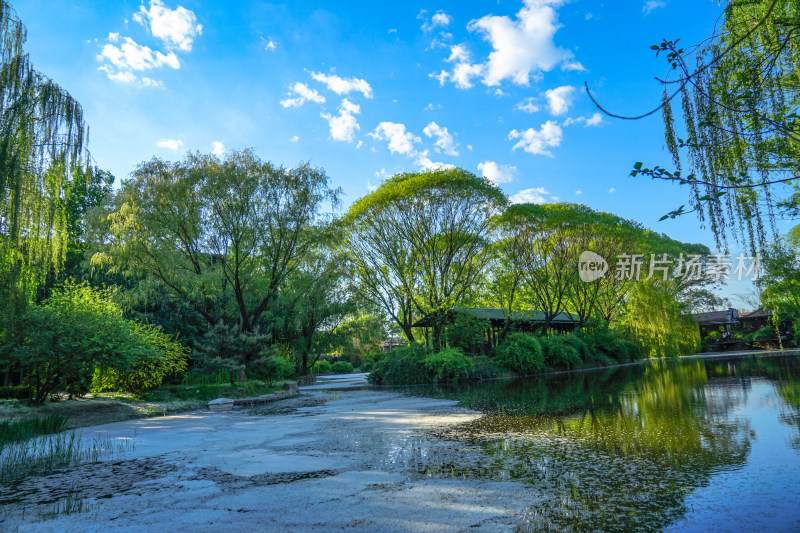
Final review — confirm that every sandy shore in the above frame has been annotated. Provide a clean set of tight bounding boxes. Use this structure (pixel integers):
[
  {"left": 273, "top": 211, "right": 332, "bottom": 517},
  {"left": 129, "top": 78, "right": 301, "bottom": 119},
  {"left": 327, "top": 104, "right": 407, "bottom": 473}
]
[{"left": 2, "top": 389, "right": 533, "bottom": 532}]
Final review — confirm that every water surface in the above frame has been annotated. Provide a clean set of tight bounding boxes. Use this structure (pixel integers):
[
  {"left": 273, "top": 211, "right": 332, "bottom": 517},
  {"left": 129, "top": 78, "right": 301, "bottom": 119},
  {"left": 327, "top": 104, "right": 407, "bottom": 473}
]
[{"left": 402, "top": 354, "right": 800, "bottom": 532}]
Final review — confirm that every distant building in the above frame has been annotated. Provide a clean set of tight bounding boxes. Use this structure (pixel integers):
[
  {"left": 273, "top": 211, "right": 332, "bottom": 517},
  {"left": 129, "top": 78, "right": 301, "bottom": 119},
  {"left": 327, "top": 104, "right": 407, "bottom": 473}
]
[
  {"left": 691, "top": 308, "right": 740, "bottom": 337},
  {"left": 738, "top": 309, "right": 773, "bottom": 331}
]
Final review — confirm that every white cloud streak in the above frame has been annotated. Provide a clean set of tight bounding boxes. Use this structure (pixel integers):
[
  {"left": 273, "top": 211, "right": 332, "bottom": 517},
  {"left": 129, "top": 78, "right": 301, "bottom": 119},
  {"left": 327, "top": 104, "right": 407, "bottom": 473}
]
[
  {"left": 310, "top": 72, "right": 373, "bottom": 98},
  {"left": 478, "top": 161, "right": 516, "bottom": 184},
  {"left": 280, "top": 82, "right": 326, "bottom": 108},
  {"left": 508, "top": 121, "right": 563, "bottom": 156}
]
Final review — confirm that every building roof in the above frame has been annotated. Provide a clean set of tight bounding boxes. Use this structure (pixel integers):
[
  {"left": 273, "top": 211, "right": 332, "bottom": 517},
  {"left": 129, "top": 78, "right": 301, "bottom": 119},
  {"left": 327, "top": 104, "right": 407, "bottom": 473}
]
[
  {"left": 740, "top": 309, "right": 772, "bottom": 320},
  {"left": 692, "top": 308, "right": 739, "bottom": 325},
  {"left": 412, "top": 307, "right": 580, "bottom": 328}
]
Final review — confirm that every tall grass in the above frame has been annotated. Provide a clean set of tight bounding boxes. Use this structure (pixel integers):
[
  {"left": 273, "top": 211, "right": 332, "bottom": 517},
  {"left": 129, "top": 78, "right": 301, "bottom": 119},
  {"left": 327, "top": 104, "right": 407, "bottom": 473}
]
[
  {"left": 0, "top": 415, "right": 69, "bottom": 446},
  {"left": 0, "top": 428, "right": 136, "bottom": 483}
]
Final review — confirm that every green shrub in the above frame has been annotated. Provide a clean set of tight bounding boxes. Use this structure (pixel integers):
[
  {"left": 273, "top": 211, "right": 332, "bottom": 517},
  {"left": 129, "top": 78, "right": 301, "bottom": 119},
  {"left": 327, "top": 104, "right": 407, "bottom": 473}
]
[
  {"left": 540, "top": 336, "right": 582, "bottom": 370},
  {"left": 0, "top": 386, "right": 33, "bottom": 400},
  {"left": 753, "top": 326, "right": 774, "bottom": 341},
  {"left": 360, "top": 359, "right": 375, "bottom": 373},
  {"left": 251, "top": 355, "right": 295, "bottom": 384},
  {"left": 445, "top": 314, "right": 490, "bottom": 353},
  {"left": 16, "top": 282, "right": 188, "bottom": 403},
  {"left": 368, "top": 343, "right": 429, "bottom": 385},
  {"left": 577, "top": 325, "right": 642, "bottom": 365},
  {"left": 331, "top": 360, "right": 354, "bottom": 373},
  {"left": 423, "top": 348, "right": 474, "bottom": 383},
  {"left": 493, "top": 333, "right": 544, "bottom": 375},
  {"left": 311, "top": 359, "right": 332, "bottom": 374},
  {"left": 561, "top": 334, "right": 591, "bottom": 361},
  {"left": 471, "top": 355, "right": 503, "bottom": 380},
  {"left": 707, "top": 330, "right": 723, "bottom": 340}
]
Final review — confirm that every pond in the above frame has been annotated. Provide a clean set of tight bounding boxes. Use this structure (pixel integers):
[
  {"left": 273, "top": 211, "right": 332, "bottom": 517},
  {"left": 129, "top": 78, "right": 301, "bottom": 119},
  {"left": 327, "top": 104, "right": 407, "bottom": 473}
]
[{"left": 399, "top": 354, "right": 800, "bottom": 532}]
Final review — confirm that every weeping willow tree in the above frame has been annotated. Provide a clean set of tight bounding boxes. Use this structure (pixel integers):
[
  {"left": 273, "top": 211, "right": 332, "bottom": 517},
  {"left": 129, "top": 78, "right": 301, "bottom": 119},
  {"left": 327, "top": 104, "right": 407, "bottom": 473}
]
[
  {"left": 591, "top": 0, "right": 800, "bottom": 252},
  {"left": 0, "top": 1, "right": 90, "bottom": 348}
]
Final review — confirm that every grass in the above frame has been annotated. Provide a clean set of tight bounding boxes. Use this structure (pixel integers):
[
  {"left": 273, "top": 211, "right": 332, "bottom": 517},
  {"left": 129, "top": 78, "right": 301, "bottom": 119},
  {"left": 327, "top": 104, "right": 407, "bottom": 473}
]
[
  {"left": 0, "top": 429, "right": 136, "bottom": 483},
  {"left": 0, "top": 414, "right": 69, "bottom": 446}
]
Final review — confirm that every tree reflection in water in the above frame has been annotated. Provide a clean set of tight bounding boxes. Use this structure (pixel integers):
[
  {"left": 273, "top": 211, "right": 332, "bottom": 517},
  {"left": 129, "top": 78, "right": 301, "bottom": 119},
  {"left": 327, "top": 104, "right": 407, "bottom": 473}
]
[{"left": 398, "top": 356, "right": 800, "bottom": 532}]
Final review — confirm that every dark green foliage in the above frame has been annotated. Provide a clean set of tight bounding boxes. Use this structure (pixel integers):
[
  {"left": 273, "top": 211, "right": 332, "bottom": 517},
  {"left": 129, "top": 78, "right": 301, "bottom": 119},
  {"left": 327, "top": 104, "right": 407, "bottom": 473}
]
[
  {"left": 577, "top": 326, "right": 642, "bottom": 365},
  {"left": 250, "top": 355, "right": 295, "bottom": 385},
  {"left": 753, "top": 326, "right": 775, "bottom": 341},
  {"left": 360, "top": 359, "right": 375, "bottom": 373},
  {"left": 493, "top": 333, "right": 545, "bottom": 375},
  {"left": 561, "top": 334, "right": 591, "bottom": 361},
  {"left": 0, "top": 385, "right": 32, "bottom": 400},
  {"left": 368, "top": 343, "right": 429, "bottom": 385},
  {"left": 331, "top": 360, "right": 354, "bottom": 373},
  {"left": 192, "top": 322, "right": 270, "bottom": 385},
  {"left": 424, "top": 348, "right": 474, "bottom": 383},
  {"left": 445, "top": 314, "right": 489, "bottom": 353},
  {"left": 15, "top": 282, "right": 188, "bottom": 403},
  {"left": 471, "top": 355, "right": 503, "bottom": 380},
  {"left": 540, "top": 336, "right": 582, "bottom": 370},
  {"left": 0, "top": 415, "right": 68, "bottom": 447}
]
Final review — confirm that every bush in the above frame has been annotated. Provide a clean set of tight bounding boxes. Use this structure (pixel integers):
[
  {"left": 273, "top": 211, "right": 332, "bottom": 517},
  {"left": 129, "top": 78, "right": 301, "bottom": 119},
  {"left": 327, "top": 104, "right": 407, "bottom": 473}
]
[
  {"left": 423, "top": 348, "right": 474, "bottom": 383},
  {"left": 360, "top": 359, "right": 375, "bottom": 373},
  {"left": 753, "top": 326, "right": 774, "bottom": 341},
  {"left": 0, "top": 386, "right": 33, "bottom": 400},
  {"left": 707, "top": 330, "right": 723, "bottom": 340},
  {"left": 16, "top": 282, "right": 188, "bottom": 403},
  {"left": 331, "top": 360, "right": 354, "bottom": 373},
  {"left": 540, "top": 336, "right": 582, "bottom": 370},
  {"left": 471, "top": 356, "right": 503, "bottom": 380},
  {"left": 493, "top": 333, "right": 544, "bottom": 375},
  {"left": 311, "top": 359, "right": 332, "bottom": 374},
  {"left": 577, "top": 325, "right": 642, "bottom": 365},
  {"left": 445, "top": 314, "right": 490, "bottom": 353},
  {"left": 368, "top": 343, "right": 429, "bottom": 385},
  {"left": 251, "top": 355, "right": 295, "bottom": 384}
]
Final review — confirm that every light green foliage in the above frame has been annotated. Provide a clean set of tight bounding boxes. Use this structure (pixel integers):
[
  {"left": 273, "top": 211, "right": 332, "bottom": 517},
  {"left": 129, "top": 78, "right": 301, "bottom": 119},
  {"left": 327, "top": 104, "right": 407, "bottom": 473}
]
[
  {"left": 540, "top": 336, "right": 582, "bottom": 370},
  {"left": 577, "top": 322, "right": 642, "bottom": 364},
  {"left": 423, "top": 348, "right": 474, "bottom": 383},
  {"left": 346, "top": 168, "right": 506, "bottom": 348},
  {"left": 707, "top": 330, "right": 723, "bottom": 340},
  {"left": 493, "top": 333, "right": 545, "bottom": 375},
  {"left": 330, "top": 360, "right": 354, "bottom": 373},
  {"left": 311, "top": 359, "right": 332, "bottom": 374},
  {"left": 15, "top": 282, "right": 187, "bottom": 403},
  {"left": 622, "top": 279, "right": 700, "bottom": 358}
]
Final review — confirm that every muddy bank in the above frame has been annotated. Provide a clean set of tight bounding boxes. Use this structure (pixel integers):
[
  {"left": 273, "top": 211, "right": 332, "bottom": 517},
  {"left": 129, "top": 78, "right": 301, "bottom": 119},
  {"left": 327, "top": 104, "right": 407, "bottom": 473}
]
[{"left": 1, "top": 390, "right": 531, "bottom": 532}]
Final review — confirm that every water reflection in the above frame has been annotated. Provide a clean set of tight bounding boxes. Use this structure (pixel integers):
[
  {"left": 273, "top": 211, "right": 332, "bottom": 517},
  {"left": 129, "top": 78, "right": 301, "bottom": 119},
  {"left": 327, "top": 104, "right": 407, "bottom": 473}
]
[{"left": 399, "top": 355, "right": 800, "bottom": 532}]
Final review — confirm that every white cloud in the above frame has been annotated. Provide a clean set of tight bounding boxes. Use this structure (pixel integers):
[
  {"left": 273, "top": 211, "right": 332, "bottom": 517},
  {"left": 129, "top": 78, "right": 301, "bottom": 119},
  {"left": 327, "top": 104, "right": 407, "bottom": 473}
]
[
  {"left": 609, "top": 187, "right": 616, "bottom": 193},
  {"left": 98, "top": 36, "right": 180, "bottom": 71},
  {"left": 156, "top": 139, "right": 184, "bottom": 150},
  {"left": 424, "top": 103, "right": 442, "bottom": 111},
  {"left": 290, "top": 135, "right": 299, "bottom": 143},
  {"left": 263, "top": 38, "right": 277, "bottom": 52},
  {"left": 510, "top": 187, "right": 550, "bottom": 204},
  {"left": 134, "top": 0, "right": 202, "bottom": 52},
  {"left": 280, "top": 82, "right": 326, "bottom": 108},
  {"left": 211, "top": 141, "right": 224, "bottom": 155},
  {"left": 562, "top": 60, "right": 586, "bottom": 72},
  {"left": 564, "top": 112, "right": 605, "bottom": 127},
  {"left": 544, "top": 85, "right": 576, "bottom": 115},
  {"left": 321, "top": 99, "right": 361, "bottom": 142},
  {"left": 643, "top": 1, "right": 666, "bottom": 15},
  {"left": 478, "top": 161, "right": 516, "bottom": 184},
  {"left": 141, "top": 77, "right": 164, "bottom": 88},
  {"left": 575, "top": 189, "right": 582, "bottom": 195},
  {"left": 508, "top": 121, "right": 562, "bottom": 156},
  {"left": 423, "top": 122, "right": 459, "bottom": 156},
  {"left": 516, "top": 97, "right": 540, "bottom": 113},
  {"left": 98, "top": 66, "right": 136, "bottom": 83},
  {"left": 310, "top": 72, "right": 373, "bottom": 98},
  {"left": 370, "top": 122, "right": 420, "bottom": 155},
  {"left": 421, "top": 10, "right": 452, "bottom": 32},
  {"left": 437, "top": 0, "right": 575, "bottom": 90},
  {"left": 415, "top": 151, "right": 456, "bottom": 171}
]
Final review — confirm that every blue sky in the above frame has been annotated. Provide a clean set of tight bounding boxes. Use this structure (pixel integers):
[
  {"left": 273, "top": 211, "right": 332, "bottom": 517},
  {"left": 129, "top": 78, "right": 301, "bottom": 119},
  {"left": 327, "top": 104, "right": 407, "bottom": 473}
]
[{"left": 17, "top": 0, "right": 763, "bottom": 306}]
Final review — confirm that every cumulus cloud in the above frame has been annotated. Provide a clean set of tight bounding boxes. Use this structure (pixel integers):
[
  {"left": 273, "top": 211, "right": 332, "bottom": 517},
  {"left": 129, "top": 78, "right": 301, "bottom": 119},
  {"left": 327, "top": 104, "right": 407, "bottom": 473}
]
[
  {"left": 564, "top": 112, "right": 605, "bottom": 127},
  {"left": 510, "top": 187, "right": 550, "bottom": 204},
  {"left": 415, "top": 151, "right": 456, "bottom": 171},
  {"left": 420, "top": 9, "right": 452, "bottom": 32},
  {"left": 310, "top": 72, "right": 373, "bottom": 98},
  {"left": 435, "top": 0, "right": 576, "bottom": 89},
  {"left": 211, "top": 141, "right": 224, "bottom": 155},
  {"left": 544, "top": 85, "right": 576, "bottom": 116},
  {"left": 290, "top": 135, "right": 299, "bottom": 143},
  {"left": 156, "top": 139, "right": 184, "bottom": 150},
  {"left": 97, "top": 2, "right": 200, "bottom": 87},
  {"left": 643, "top": 1, "right": 666, "bottom": 15},
  {"left": 134, "top": 0, "right": 202, "bottom": 51},
  {"left": 263, "top": 38, "right": 277, "bottom": 51},
  {"left": 575, "top": 189, "right": 582, "bottom": 195},
  {"left": 508, "top": 121, "right": 563, "bottom": 156},
  {"left": 321, "top": 99, "right": 361, "bottom": 142},
  {"left": 280, "top": 82, "right": 325, "bottom": 108},
  {"left": 609, "top": 187, "right": 616, "bottom": 193},
  {"left": 369, "top": 122, "right": 421, "bottom": 155},
  {"left": 516, "top": 97, "right": 540, "bottom": 113},
  {"left": 423, "top": 122, "right": 459, "bottom": 156},
  {"left": 478, "top": 161, "right": 516, "bottom": 184}
]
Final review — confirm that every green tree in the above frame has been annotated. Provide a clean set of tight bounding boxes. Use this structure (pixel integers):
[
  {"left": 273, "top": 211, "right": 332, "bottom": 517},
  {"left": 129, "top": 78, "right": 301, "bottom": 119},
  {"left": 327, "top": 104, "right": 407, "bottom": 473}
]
[
  {"left": 345, "top": 168, "right": 506, "bottom": 349},
  {"left": 104, "top": 150, "right": 340, "bottom": 370}
]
